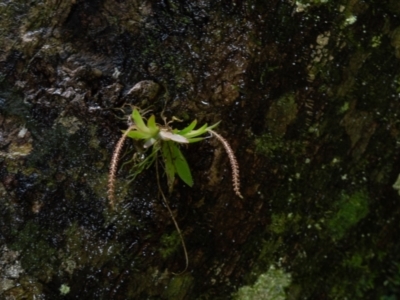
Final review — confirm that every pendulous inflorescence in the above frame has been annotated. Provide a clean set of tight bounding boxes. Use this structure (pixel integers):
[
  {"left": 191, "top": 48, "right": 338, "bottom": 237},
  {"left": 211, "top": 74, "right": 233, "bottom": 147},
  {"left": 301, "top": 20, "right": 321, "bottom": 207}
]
[
  {"left": 208, "top": 129, "right": 243, "bottom": 199},
  {"left": 108, "top": 126, "right": 135, "bottom": 209}
]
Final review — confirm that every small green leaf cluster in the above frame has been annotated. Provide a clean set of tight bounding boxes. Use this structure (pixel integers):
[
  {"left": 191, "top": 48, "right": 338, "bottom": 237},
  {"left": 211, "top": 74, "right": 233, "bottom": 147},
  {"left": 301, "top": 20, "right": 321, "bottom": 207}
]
[{"left": 125, "top": 108, "right": 219, "bottom": 192}]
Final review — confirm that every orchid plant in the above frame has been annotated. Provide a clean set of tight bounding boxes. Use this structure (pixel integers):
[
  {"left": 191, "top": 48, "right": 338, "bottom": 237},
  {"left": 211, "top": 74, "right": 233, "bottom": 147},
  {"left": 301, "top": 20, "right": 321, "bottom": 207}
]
[
  {"left": 108, "top": 108, "right": 242, "bottom": 209},
  {"left": 125, "top": 108, "right": 219, "bottom": 192},
  {"left": 107, "top": 107, "right": 243, "bottom": 273}
]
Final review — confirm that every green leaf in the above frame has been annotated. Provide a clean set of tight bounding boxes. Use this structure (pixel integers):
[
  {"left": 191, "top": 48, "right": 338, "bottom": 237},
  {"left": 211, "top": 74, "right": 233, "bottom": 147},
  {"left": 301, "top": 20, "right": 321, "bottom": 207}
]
[
  {"left": 161, "top": 142, "right": 176, "bottom": 192},
  {"left": 170, "top": 143, "right": 193, "bottom": 187},
  {"left": 147, "top": 115, "right": 158, "bottom": 132},
  {"left": 131, "top": 109, "right": 159, "bottom": 136},
  {"left": 126, "top": 130, "right": 148, "bottom": 140},
  {"left": 178, "top": 120, "right": 198, "bottom": 135},
  {"left": 128, "top": 109, "right": 159, "bottom": 141},
  {"left": 186, "top": 137, "right": 204, "bottom": 143},
  {"left": 161, "top": 141, "right": 193, "bottom": 191},
  {"left": 206, "top": 121, "right": 220, "bottom": 131},
  {"left": 178, "top": 121, "right": 220, "bottom": 139},
  {"left": 179, "top": 123, "right": 207, "bottom": 139},
  {"left": 132, "top": 108, "right": 149, "bottom": 133}
]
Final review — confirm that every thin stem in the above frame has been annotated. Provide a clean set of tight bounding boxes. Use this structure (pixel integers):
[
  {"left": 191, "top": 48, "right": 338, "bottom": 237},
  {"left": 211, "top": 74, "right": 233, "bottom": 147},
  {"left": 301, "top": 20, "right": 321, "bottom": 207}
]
[
  {"left": 155, "top": 157, "right": 189, "bottom": 275},
  {"left": 208, "top": 129, "right": 243, "bottom": 199}
]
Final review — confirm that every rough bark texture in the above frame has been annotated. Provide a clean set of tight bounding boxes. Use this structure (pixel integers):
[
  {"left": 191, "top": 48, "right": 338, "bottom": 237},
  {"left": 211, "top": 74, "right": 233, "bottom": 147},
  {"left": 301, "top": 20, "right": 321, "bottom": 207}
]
[{"left": 1, "top": 0, "right": 400, "bottom": 299}]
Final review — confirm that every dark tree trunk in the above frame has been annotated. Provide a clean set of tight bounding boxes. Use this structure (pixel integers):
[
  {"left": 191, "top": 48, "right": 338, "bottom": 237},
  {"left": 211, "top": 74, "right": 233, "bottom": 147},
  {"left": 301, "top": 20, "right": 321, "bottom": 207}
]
[{"left": 1, "top": 0, "right": 400, "bottom": 299}]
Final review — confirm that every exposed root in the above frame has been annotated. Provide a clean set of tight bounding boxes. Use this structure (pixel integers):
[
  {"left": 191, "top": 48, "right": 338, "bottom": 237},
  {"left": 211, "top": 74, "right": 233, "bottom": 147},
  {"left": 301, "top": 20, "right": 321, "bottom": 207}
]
[
  {"left": 155, "top": 160, "right": 189, "bottom": 275},
  {"left": 208, "top": 129, "right": 243, "bottom": 199}
]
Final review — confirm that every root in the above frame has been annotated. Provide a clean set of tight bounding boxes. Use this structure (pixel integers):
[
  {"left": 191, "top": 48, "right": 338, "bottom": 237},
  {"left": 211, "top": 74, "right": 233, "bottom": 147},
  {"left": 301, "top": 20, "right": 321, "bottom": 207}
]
[{"left": 155, "top": 160, "right": 189, "bottom": 275}]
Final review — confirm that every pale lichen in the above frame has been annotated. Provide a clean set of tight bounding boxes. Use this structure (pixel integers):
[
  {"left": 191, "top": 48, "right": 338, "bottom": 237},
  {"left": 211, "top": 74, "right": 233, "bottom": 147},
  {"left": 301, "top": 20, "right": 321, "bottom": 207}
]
[{"left": 234, "top": 265, "right": 291, "bottom": 300}]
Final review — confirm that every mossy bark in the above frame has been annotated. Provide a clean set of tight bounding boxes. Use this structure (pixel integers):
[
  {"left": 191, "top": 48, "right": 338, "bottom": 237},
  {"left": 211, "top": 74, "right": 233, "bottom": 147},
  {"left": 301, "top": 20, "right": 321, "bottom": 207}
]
[{"left": 1, "top": 0, "right": 400, "bottom": 299}]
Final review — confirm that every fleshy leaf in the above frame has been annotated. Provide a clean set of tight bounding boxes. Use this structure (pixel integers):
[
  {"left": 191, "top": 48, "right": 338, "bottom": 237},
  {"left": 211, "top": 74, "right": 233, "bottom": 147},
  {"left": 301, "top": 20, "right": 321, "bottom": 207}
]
[
  {"left": 186, "top": 137, "right": 204, "bottom": 143},
  {"left": 161, "top": 142, "right": 176, "bottom": 192},
  {"left": 147, "top": 115, "right": 158, "bottom": 132},
  {"left": 128, "top": 109, "right": 159, "bottom": 141},
  {"left": 131, "top": 108, "right": 149, "bottom": 133},
  {"left": 178, "top": 120, "right": 198, "bottom": 135},
  {"left": 170, "top": 142, "right": 193, "bottom": 187},
  {"left": 178, "top": 121, "right": 220, "bottom": 139},
  {"left": 126, "top": 130, "right": 148, "bottom": 140},
  {"left": 206, "top": 121, "right": 220, "bottom": 131},
  {"left": 181, "top": 123, "right": 208, "bottom": 138}
]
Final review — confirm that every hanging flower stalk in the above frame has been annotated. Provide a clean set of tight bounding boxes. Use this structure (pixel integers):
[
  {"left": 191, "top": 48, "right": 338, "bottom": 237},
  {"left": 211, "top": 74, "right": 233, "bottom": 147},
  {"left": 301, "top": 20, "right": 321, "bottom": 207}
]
[{"left": 208, "top": 129, "right": 243, "bottom": 199}]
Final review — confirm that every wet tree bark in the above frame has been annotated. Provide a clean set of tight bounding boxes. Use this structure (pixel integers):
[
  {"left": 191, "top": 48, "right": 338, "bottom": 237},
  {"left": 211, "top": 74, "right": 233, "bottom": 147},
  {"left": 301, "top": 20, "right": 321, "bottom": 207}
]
[{"left": 1, "top": 0, "right": 400, "bottom": 299}]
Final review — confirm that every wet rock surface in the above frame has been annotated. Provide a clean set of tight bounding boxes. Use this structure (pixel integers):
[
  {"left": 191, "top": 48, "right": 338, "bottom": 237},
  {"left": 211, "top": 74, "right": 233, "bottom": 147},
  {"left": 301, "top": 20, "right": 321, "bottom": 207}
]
[{"left": 1, "top": 0, "right": 400, "bottom": 299}]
